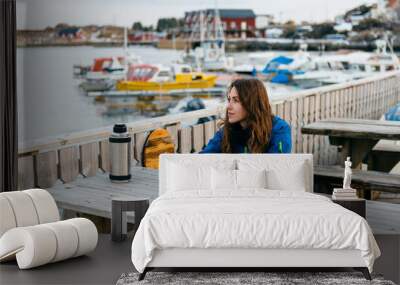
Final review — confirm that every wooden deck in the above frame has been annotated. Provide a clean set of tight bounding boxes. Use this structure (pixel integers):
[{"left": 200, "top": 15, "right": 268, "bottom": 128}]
[{"left": 47, "top": 167, "right": 158, "bottom": 223}]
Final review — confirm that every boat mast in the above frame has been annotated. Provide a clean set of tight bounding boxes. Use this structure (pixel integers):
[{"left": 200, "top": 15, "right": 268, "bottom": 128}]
[
  {"left": 213, "top": 1, "right": 225, "bottom": 46},
  {"left": 200, "top": 10, "right": 205, "bottom": 44},
  {"left": 124, "top": 26, "right": 128, "bottom": 80}
]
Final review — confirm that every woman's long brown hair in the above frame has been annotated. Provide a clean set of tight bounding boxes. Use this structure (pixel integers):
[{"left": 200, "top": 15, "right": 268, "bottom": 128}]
[{"left": 220, "top": 78, "right": 273, "bottom": 153}]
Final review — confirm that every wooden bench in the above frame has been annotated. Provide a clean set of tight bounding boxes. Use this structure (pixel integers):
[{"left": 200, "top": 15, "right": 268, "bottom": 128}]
[
  {"left": 369, "top": 140, "right": 400, "bottom": 173},
  {"left": 302, "top": 119, "right": 400, "bottom": 170},
  {"left": 314, "top": 165, "right": 400, "bottom": 200}
]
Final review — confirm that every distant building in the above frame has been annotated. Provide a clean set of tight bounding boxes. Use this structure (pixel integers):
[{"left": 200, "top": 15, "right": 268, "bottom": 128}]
[
  {"left": 255, "top": 14, "right": 275, "bottom": 37},
  {"left": 339, "top": 0, "right": 400, "bottom": 25},
  {"left": 57, "top": 27, "right": 80, "bottom": 39},
  {"left": 344, "top": 5, "right": 374, "bottom": 25},
  {"left": 184, "top": 9, "right": 256, "bottom": 39},
  {"left": 256, "top": 14, "right": 274, "bottom": 29},
  {"left": 128, "top": 31, "right": 162, "bottom": 43},
  {"left": 98, "top": 26, "right": 124, "bottom": 40},
  {"left": 17, "top": 30, "right": 54, "bottom": 46}
]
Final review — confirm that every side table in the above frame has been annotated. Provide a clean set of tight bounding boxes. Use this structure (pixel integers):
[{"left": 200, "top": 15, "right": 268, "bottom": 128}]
[
  {"left": 111, "top": 197, "right": 150, "bottom": 242},
  {"left": 332, "top": 198, "right": 366, "bottom": 218}
]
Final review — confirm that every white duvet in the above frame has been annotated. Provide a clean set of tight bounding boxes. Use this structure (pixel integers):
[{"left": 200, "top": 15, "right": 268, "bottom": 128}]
[{"left": 131, "top": 190, "right": 380, "bottom": 273}]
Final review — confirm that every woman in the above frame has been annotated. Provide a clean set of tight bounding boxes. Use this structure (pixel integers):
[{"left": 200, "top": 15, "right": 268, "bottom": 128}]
[{"left": 200, "top": 78, "right": 291, "bottom": 153}]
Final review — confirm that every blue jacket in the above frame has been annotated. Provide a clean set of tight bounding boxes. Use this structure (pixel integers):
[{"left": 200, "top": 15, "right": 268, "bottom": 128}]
[{"left": 200, "top": 116, "right": 292, "bottom": 153}]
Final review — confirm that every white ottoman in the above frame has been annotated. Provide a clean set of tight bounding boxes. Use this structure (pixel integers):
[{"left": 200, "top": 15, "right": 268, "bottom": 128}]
[{"left": 0, "top": 189, "right": 98, "bottom": 269}]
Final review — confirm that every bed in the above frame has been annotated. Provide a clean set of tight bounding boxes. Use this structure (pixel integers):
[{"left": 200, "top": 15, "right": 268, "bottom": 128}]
[{"left": 131, "top": 154, "right": 380, "bottom": 281}]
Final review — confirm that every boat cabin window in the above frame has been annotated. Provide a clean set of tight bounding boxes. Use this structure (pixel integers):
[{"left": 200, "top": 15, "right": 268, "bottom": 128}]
[
  {"left": 317, "top": 62, "right": 330, "bottom": 70},
  {"left": 181, "top": 67, "right": 191, "bottom": 73},
  {"left": 350, "top": 64, "right": 365, "bottom": 72},
  {"left": 192, "top": 74, "right": 203, "bottom": 80},
  {"left": 158, "top": 71, "right": 172, "bottom": 77},
  {"left": 371, "top": 66, "right": 380, "bottom": 72},
  {"left": 330, "top": 62, "right": 344, "bottom": 70}
]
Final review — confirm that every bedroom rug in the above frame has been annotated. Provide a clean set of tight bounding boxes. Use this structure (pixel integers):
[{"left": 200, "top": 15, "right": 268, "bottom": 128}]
[{"left": 116, "top": 271, "right": 396, "bottom": 285}]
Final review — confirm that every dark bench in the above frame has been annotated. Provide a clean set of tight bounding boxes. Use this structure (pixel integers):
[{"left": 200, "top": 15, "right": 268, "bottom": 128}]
[
  {"left": 314, "top": 165, "right": 400, "bottom": 199},
  {"left": 369, "top": 140, "right": 400, "bottom": 172}
]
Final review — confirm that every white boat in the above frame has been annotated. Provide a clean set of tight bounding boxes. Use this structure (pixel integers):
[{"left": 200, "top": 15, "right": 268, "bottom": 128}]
[
  {"left": 292, "top": 58, "right": 361, "bottom": 86},
  {"left": 293, "top": 40, "right": 400, "bottom": 86},
  {"left": 234, "top": 52, "right": 276, "bottom": 75},
  {"left": 85, "top": 56, "right": 127, "bottom": 81},
  {"left": 234, "top": 45, "right": 310, "bottom": 76},
  {"left": 345, "top": 40, "right": 400, "bottom": 72},
  {"left": 257, "top": 44, "right": 314, "bottom": 84}
]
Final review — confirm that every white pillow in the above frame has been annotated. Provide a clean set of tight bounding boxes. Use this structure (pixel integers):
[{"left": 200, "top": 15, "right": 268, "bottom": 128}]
[
  {"left": 212, "top": 168, "right": 236, "bottom": 190},
  {"left": 237, "top": 169, "right": 267, "bottom": 189},
  {"left": 265, "top": 162, "right": 306, "bottom": 191},
  {"left": 211, "top": 168, "right": 267, "bottom": 190},
  {"left": 167, "top": 158, "right": 237, "bottom": 192},
  {"left": 237, "top": 158, "right": 308, "bottom": 192},
  {"left": 168, "top": 162, "right": 211, "bottom": 191}
]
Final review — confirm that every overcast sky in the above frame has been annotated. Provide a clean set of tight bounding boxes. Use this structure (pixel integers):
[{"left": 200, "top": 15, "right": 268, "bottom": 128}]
[{"left": 17, "top": 0, "right": 378, "bottom": 30}]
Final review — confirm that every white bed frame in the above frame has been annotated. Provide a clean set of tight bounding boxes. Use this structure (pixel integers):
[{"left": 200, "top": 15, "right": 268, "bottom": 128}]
[{"left": 139, "top": 154, "right": 371, "bottom": 280}]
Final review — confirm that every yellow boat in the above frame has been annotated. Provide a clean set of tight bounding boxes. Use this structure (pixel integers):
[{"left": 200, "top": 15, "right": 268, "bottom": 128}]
[{"left": 116, "top": 64, "right": 217, "bottom": 91}]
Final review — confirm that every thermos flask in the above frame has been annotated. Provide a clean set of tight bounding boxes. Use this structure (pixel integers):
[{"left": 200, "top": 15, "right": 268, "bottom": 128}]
[{"left": 109, "top": 124, "right": 131, "bottom": 182}]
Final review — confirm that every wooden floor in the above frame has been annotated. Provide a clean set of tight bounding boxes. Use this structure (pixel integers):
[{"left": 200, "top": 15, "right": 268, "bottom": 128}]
[
  {"left": 0, "top": 234, "right": 133, "bottom": 285},
  {"left": 1, "top": 234, "right": 398, "bottom": 284}
]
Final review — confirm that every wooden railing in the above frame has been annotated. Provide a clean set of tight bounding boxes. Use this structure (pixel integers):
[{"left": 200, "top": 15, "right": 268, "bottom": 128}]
[{"left": 17, "top": 71, "right": 400, "bottom": 190}]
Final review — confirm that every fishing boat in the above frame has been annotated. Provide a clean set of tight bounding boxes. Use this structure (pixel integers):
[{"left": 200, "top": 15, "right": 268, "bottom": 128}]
[
  {"left": 75, "top": 53, "right": 141, "bottom": 79},
  {"left": 116, "top": 64, "right": 217, "bottom": 91},
  {"left": 78, "top": 55, "right": 142, "bottom": 92},
  {"left": 85, "top": 57, "right": 126, "bottom": 80},
  {"left": 234, "top": 52, "right": 276, "bottom": 75},
  {"left": 290, "top": 57, "right": 364, "bottom": 87},
  {"left": 258, "top": 44, "right": 313, "bottom": 84}
]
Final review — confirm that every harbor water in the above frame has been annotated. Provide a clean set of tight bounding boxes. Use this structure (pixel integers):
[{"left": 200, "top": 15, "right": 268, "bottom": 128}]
[{"left": 17, "top": 46, "right": 311, "bottom": 144}]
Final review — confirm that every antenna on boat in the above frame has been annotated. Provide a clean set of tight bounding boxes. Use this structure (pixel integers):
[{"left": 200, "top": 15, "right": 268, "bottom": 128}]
[
  {"left": 197, "top": 10, "right": 205, "bottom": 72},
  {"left": 124, "top": 26, "right": 128, "bottom": 80}
]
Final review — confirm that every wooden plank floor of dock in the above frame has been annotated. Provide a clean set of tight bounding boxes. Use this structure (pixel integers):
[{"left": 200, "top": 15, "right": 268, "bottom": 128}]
[{"left": 47, "top": 166, "right": 158, "bottom": 223}]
